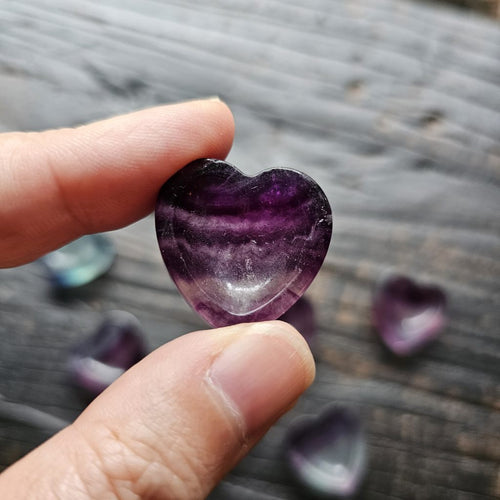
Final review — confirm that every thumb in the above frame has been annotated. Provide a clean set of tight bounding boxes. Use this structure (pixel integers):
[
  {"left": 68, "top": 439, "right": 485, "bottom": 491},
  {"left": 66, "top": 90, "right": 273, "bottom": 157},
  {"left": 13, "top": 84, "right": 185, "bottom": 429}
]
[{"left": 0, "top": 321, "right": 315, "bottom": 499}]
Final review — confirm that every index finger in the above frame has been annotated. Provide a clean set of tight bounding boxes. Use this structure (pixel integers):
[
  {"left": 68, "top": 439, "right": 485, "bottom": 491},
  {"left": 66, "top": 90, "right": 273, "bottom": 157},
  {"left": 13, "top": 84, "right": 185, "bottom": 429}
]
[{"left": 0, "top": 99, "right": 234, "bottom": 267}]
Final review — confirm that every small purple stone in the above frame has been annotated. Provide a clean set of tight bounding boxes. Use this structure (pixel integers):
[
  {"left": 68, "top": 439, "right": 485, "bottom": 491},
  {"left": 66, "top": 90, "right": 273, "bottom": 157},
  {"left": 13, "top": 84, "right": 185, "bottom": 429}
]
[
  {"left": 155, "top": 159, "right": 332, "bottom": 327},
  {"left": 372, "top": 274, "right": 447, "bottom": 356},
  {"left": 285, "top": 406, "right": 367, "bottom": 498},
  {"left": 279, "top": 296, "right": 317, "bottom": 348},
  {"left": 68, "top": 311, "right": 147, "bottom": 395}
]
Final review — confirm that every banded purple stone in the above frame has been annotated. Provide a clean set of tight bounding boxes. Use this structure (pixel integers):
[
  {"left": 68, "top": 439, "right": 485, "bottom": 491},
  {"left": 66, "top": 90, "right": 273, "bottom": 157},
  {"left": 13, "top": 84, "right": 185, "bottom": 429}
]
[
  {"left": 285, "top": 406, "right": 367, "bottom": 498},
  {"left": 372, "top": 274, "right": 447, "bottom": 356},
  {"left": 155, "top": 159, "right": 332, "bottom": 327}
]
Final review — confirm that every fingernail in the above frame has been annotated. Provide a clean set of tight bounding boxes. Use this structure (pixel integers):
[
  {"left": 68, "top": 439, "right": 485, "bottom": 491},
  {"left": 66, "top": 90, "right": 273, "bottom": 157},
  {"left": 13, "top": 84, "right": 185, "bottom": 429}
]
[
  {"left": 178, "top": 96, "right": 221, "bottom": 105},
  {"left": 208, "top": 321, "right": 314, "bottom": 437}
]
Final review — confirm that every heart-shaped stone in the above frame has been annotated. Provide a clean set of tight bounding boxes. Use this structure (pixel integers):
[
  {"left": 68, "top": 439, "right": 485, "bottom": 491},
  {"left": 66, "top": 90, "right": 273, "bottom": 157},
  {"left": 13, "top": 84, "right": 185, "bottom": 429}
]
[
  {"left": 40, "top": 234, "right": 115, "bottom": 288},
  {"left": 284, "top": 406, "right": 367, "bottom": 498},
  {"left": 155, "top": 159, "right": 332, "bottom": 327},
  {"left": 372, "top": 274, "right": 447, "bottom": 356},
  {"left": 68, "top": 311, "right": 147, "bottom": 396},
  {"left": 279, "top": 297, "right": 317, "bottom": 348}
]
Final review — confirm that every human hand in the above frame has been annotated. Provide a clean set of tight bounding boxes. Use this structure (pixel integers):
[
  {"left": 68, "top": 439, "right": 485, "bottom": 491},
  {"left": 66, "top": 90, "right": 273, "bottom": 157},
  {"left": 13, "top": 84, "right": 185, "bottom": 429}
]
[{"left": 0, "top": 100, "right": 315, "bottom": 499}]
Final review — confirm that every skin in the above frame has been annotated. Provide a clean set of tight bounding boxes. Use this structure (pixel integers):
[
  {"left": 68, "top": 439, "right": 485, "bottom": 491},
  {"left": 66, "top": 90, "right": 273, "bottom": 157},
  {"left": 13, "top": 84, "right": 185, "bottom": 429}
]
[{"left": 0, "top": 99, "right": 315, "bottom": 499}]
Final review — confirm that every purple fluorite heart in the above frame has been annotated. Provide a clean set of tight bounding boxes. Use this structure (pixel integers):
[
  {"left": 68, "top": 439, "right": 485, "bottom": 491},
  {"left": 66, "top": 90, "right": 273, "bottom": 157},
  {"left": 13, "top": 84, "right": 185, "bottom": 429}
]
[
  {"left": 155, "top": 159, "right": 332, "bottom": 327},
  {"left": 279, "top": 297, "right": 317, "bottom": 348},
  {"left": 372, "top": 274, "right": 447, "bottom": 356},
  {"left": 68, "top": 311, "right": 147, "bottom": 395},
  {"left": 285, "top": 406, "right": 367, "bottom": 498}
]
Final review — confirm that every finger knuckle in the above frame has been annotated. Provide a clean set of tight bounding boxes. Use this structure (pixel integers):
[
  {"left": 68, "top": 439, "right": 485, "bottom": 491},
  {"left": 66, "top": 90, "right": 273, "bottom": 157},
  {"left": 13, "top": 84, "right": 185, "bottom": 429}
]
[{"left": 70, "top": 421, "right": 206, "bottom": 500}]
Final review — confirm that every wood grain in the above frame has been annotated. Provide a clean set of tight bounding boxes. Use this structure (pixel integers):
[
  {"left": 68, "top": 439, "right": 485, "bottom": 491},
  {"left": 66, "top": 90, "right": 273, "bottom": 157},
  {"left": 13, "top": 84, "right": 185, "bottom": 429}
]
[{"left": 0, "top": 1, "right": 499, "bottom": 498}]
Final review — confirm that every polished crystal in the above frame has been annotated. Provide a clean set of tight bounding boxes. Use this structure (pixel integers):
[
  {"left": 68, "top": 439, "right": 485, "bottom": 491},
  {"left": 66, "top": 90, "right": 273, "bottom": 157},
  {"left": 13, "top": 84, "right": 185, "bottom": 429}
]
[
  {"left": 155, "top": 159, "right": 332, "bottom": 327},
  {"left": 40, "top": 234, "right": 115, "bottom": 288},
  {"left": 279, "top": 296, "right": 316, "bottom": 348},
  {"left": 372, "top": 274, "right": 446, "bottom": 356},
  {"left": 285, "top": 406, "right": 367, "bottom": 498},
  {"left": 68, "top": 311, "right": 147, "bottom": 395}
]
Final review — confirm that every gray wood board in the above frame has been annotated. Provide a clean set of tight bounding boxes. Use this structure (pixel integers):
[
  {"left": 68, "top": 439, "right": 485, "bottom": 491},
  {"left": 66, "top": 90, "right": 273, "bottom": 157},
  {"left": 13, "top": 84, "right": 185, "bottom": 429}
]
[{"left": 1, "top": 0, "right": 499, "bottom": 498}]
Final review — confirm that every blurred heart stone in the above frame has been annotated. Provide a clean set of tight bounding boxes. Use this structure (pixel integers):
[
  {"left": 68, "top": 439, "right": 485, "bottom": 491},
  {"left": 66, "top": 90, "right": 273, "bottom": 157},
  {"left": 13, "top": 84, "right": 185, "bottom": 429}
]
[
  {"left": 279, "top": 296, "right": 317, "bottom": 348},
  {"left": 40, "top": 234, "right": 115, "bottom": 288},
  {"left": 155, "top": 159, "right": 332, "bottom": 327},
  {"left": 68, "top": 311, "right": 147, "bottom": 395},
  {"left": 285, "top": 406, "right": 367, "bottom": 498},
  {"left": 372, "top": 274, "right": 447, "bottom": 356}
]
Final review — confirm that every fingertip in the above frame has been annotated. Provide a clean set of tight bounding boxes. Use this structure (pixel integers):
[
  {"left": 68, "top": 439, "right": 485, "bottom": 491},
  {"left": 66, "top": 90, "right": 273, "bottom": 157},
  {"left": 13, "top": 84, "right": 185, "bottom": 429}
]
[
  {"left": 207, "top": 320, "right": 316, "bottom": 436},
  {"left": 194, "top": 319, "right": 316, "bottom": 389},
  {"left": 266, "top": 319, "right": 316, "bottom": 385},
  {"left": 0, "top": 318, "right": 315, "bottom": 499},
  {"left": 0, "top": 99, "right": 236, "bottom": 266},
  {"left": 238, "top": 320, "right": 316, "bottom": 387},
  {"left": 189, "top": 98, "right": 235, "bottom": 160}
]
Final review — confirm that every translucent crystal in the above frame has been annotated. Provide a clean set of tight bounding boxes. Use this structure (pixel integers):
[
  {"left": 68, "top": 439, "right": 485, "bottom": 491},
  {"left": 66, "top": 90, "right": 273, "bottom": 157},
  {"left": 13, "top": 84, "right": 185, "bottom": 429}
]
[
  {"left": 279, "top": 297, "right": 316, "bottom": 347},
  {"left": 40, "top": 234, "right": 115, "bottom": 287},
  {"left": 155, "top": 159, "right": 332, "bottom": 327},
  {"left": 68, "top": 311, "right": 147, "bottom": 395},
  {"left": 285, "top": 406, "right": 367, "bottom": 498},
  {"left": 372, "top": 274, "right": 447, "bottom": 356}
]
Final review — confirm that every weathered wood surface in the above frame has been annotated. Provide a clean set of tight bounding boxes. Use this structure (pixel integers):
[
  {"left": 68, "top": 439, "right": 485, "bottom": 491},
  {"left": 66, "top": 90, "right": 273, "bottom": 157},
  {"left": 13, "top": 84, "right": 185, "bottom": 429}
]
[{"left": 1, "top": 0, "right": 499, "bottom": 498}]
